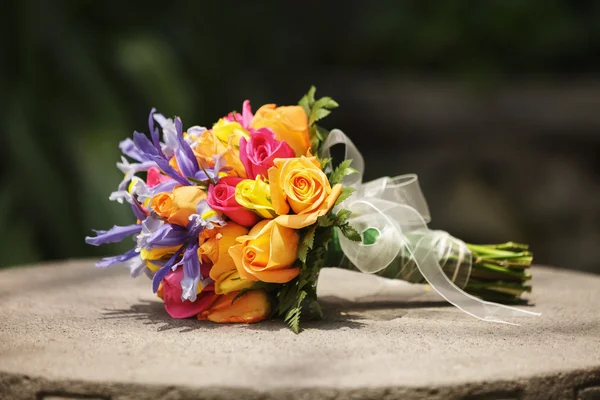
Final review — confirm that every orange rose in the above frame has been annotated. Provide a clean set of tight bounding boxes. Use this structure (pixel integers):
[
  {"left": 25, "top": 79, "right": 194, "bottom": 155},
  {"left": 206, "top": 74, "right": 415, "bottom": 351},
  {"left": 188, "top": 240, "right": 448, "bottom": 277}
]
[
  {"left": 250, "top": 104, "right": 310, "bottom": 156},
  {"left": 228, "top": 220, "right": 299, "bottom": 284},
  {"left": 150, "top": 186, "right": 206, "bottom": 227},
  {"left": 198, "top": 290, "right": 270, "bottom": 324},
  {"left": 199, "top": 222, "right": 254, "bottom": 294},
  {"left": 193, "top": 130, "right": 247, "bottom": 178},
  {"left": 268, "top": 156, "right": 342, "bottom": 229}
]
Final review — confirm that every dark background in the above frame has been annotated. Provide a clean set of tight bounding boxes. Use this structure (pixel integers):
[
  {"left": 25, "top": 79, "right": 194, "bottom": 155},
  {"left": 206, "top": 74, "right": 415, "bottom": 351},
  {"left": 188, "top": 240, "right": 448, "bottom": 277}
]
[{"left": 2, "top": 1, "right": 600, "bottom": 273}]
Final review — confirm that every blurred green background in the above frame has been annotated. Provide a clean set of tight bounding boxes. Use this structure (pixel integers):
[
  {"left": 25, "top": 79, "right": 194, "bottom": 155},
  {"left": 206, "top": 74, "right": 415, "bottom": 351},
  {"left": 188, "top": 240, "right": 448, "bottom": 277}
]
[{"left": 2, "top": 1, "right": 600, "bottom": 272}]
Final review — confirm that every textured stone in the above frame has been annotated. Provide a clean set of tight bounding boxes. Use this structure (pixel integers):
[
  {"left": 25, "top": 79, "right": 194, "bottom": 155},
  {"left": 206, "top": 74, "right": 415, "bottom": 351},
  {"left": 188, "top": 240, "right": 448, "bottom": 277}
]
[
  {"left": 1, "top": 260, "right": 599, "bottom": 399},
  {"left": 578, "top": 386, "right": 600, "bottom": 400}
]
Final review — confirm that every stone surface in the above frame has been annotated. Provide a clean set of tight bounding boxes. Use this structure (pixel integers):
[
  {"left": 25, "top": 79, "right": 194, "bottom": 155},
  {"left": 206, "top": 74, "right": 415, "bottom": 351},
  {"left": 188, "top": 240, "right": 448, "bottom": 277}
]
[{"left": 1, "top": 261, "right": 599, "bottom": 400}]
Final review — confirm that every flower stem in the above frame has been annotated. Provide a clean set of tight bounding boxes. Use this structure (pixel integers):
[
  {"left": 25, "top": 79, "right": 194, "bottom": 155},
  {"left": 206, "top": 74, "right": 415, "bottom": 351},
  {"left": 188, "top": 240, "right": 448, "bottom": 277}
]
[
  {"left": 464, "top": 242, "right": 533, "bottom": 304},
  {"left": 326, "top": 230, "right": 533, "bottom": 304}
]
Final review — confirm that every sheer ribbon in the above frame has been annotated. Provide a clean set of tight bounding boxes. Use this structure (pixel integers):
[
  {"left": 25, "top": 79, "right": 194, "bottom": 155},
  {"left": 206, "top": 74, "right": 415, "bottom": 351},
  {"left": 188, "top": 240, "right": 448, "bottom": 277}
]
[{"left": 321, "top": 129, "right": 540, "bottom": 324}]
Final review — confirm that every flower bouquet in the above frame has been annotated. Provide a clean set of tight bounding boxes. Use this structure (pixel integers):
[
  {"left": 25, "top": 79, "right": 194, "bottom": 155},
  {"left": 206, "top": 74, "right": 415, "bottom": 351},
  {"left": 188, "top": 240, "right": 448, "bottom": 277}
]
[{"left": 87, "top": 87, "right": 538, "bottom": 333}]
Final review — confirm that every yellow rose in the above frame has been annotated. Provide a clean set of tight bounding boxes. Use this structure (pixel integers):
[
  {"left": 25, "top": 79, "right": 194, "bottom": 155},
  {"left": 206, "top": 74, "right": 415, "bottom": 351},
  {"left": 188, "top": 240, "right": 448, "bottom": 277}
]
[
  {"left": 250, "top": 104, "right": 310, "bottom": 156},
  {"left": 150, "top": 186, "right": 206, "bottom": 227},
  {"left": 234, "top": 176, "right": 276, "bottom": 218},
  {"left": 214, "top": 270, "right": 253, "bottom": 294},
  {"left": 228, "top": 220, "right": 300, "bottom": 284},
  {"left": 198, "top": 290, "right": 270, "bottom": 324},
  {"left": 141, "top": 245, "right": 182, "bottom": 272},
  {"left": 193, "top": 130, "right": 247, "bottom": 178},
  {"left": 212, "top": 118, "right": 249, "bottom": 147},
  {"left": 268, "top": 156, "right": 342, "bottom": 229}
]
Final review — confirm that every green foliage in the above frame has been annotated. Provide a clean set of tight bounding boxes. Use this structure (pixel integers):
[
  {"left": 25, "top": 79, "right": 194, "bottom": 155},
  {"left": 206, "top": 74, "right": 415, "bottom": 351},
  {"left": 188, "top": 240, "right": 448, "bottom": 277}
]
[
  {"left": 318, "top": 157, "right": 332, "bottom": 172},
  {"left": 276, "top": 207, "right": 362, "bottom": 333},
  {"left": 297, "top": 225, "right": 317, "bottom": 264},
  {"left": 317, "top": 214, "right": 335, "bottom": 227},
  {"left": 284, "top": 290, "right": 306, "bottom": 334},
  {"left": 328, "top": 160, "right": 358, "bottom": 186},
  {"left": 308, "top": 299, "right": 324, "bottom": 319},
  {"left": 309, "top": 98, "right": 339, "bottom": 126},
  {"left": 362, "top": 227, "right": 380, "bottom": 245},
  {"left": 298, "top": 86, "right": 316, "bottom": 116},
  {"left": 331, "top": 208, "right": 362, "bottom": 242},
  {"left": 334, "top": 187, "right": 355, "bottom": 206},
  {"left": 298, "top": 86, "right": 339, "bottom": 153},
  {"left": 298, "top": 86, "right": 338, "bottom": 126},
  {"left": 338, "top": 223, "right": 361, "bottom": 242},
  {"left": 315, "top": 126, "right": 330, "bottom": 144},
  {"left": 334, "top": 209, "right": 352, "bottom": 224}
]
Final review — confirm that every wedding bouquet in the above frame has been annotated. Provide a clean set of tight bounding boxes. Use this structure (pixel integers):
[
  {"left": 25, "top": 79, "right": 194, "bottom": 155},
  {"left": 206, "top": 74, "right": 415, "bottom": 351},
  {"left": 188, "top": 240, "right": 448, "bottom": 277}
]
[{"left": 87, "top": 87, "right": 538, "bottom": 333}]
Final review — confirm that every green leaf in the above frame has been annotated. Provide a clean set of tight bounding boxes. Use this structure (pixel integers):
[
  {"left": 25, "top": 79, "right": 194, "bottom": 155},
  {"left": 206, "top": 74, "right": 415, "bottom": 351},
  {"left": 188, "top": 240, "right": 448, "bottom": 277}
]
[
  {"left": 334, "top": 209, "right": 352, "bottom": 225},
  {"left": 277, "top": 282, "right": 299, "bottom": 316},
  {"left": 313, "top": 96, "right": 339, "bottom": 111},
  {"left": 297, "top": 225, "right": 316, "bottom": 264},
  {"left": 310, "top": 133, "right": 320, "bottom": 154},
  {"left": 306, "top": 86, "right": 317, "bottom": 104},
  {"left": 328, "top": 159, "right": 358, "bottom": 185},
  {"left": 298, "top": 86, "right": 317, "bottom": 115},
  {"left": 303, "top": 225, "right": 317, "bottom": 250},
  {"left": 318, "top": 157, "right": 332, "bottom": 170},
  {"left": 362, "top": 227, "right": 380, "bottom": 245},
  {"left": 317, "top": 214, "right": 335, "bottom": 227},
  {"left": 317, "top": 228, "right": 334, "bottom": 250},
  {"left": 299, "top": 99, "right": 311, "bottom": 119},
  {"left": 301, "top": 86, "right": 338, "bottom": 152},
  {"left": 309, "top": 108, "right": 331, "bottom": 126},
  {"left": 339, "top": 224, "right": 361, "bottom": 242},
  {"left": 187, "top": 176, "right": 208, "bottom": 186},
  {"left": 297, "top": 243, "right": 308, "bottom": 264},
  {"left": 308, "top": 97, "right": 338, "bottom": 126},
  {"left": 315, "top": 126, "right": 329, "bottom": 141},
  {"left": 334, "top": 187, "right": 355, "bottom": 206},
  {"left": 284, "top": 290, "right": 307, "bottom": 334},
  {"left": 309, "top": 300, "right": 323, "bottom": 320}
]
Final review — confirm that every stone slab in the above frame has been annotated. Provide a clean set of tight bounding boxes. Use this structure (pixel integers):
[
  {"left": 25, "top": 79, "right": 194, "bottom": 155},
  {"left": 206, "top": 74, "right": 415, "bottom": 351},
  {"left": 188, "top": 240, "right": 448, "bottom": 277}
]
[{"left": 1, "top": 261, "right": 599, "bottom": 399}]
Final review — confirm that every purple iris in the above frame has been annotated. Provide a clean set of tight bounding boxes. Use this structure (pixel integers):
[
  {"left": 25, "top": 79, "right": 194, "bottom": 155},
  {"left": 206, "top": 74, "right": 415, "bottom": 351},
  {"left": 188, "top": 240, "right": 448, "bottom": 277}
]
[
  {"left": 130, "top": 109, "right": 212, "bottom": 186},
  {"left": 85, "top": 224, "right": 142, "bottom": 268},
  {"left": 133, "top": 131, "right": 190, "bottom": 186},
  {"left": 86, "top": 224, "right": 143, "bottom": 246},
  {"left": 144, "top": 223, "right": 188, "bottom": 248},
  {"left": 95, "top": 249, "right": 139, "bottom": 268},
  {"left": 173, "top": 117, "right": 200, "bottom": 180},
  {"left": 149, "top": 201, "right": 224, "bottom": 300},
  {"left": 119, "top": 138, "right": 149, "bottom": 162},
  {"left": 86, "top": 108, "right": 226, "bottom": 302}
]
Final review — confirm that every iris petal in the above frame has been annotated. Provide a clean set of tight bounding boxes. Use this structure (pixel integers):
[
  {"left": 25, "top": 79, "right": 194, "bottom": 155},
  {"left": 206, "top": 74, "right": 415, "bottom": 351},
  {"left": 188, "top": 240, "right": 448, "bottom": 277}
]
[
  {"left": 86, "top": 224, "right": 142, "bottom": 246},
  {"left": 133, "top": 131, "right": 189, "bottom": 186},
  {"left": 152, "top": 247, "right": 185, "bottom": 293},
  {"left": 96, "top": 248, "right": 138, "bottom": 268}
]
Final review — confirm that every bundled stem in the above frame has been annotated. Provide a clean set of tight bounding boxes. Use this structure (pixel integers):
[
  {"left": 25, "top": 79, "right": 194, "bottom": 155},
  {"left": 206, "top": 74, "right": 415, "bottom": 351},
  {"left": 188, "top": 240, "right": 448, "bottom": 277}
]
[
  {"left": 327, "top": 229, "right": 533, "bottom": 304},
  {"left": 463, "top": 242, "right": 532, "bottom": 304}
]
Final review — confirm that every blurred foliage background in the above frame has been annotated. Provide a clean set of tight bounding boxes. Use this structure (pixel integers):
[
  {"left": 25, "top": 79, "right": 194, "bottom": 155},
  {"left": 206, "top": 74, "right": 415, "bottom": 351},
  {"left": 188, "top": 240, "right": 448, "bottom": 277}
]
[{"left": 2, "top": 0, "right": 600, "bottom": 272}]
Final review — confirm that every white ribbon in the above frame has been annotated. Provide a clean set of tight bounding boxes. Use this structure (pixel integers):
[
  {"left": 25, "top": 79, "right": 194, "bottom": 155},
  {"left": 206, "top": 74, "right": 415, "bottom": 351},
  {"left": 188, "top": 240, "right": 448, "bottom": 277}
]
[{"left": 321, "top": 129, "right": 540, "bottom": 324}]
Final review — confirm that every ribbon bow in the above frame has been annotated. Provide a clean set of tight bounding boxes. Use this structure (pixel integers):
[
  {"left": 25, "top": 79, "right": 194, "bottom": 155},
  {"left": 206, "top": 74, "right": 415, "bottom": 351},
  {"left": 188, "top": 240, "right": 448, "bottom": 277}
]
[{"left": 321, "top": 129, "right": 540, "bottom": 325}]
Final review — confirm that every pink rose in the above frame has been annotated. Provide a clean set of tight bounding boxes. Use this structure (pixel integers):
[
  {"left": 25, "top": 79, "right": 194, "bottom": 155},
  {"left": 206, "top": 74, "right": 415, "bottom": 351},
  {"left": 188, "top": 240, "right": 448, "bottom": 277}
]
[
  {"left": 207, "top": 177, "right": 260, "bottom": 227},
  {"left": 147, "top": 167, "right": 172, "bottom": 188},
  {"left": 224, "top": 100, "right": 253, "bottom": 129},
  {"left": 161, "top": 267, "right": 217, "bottom": 319},
  {"left": 240, "top": 128, "right": 294, "bottom": 179}
]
